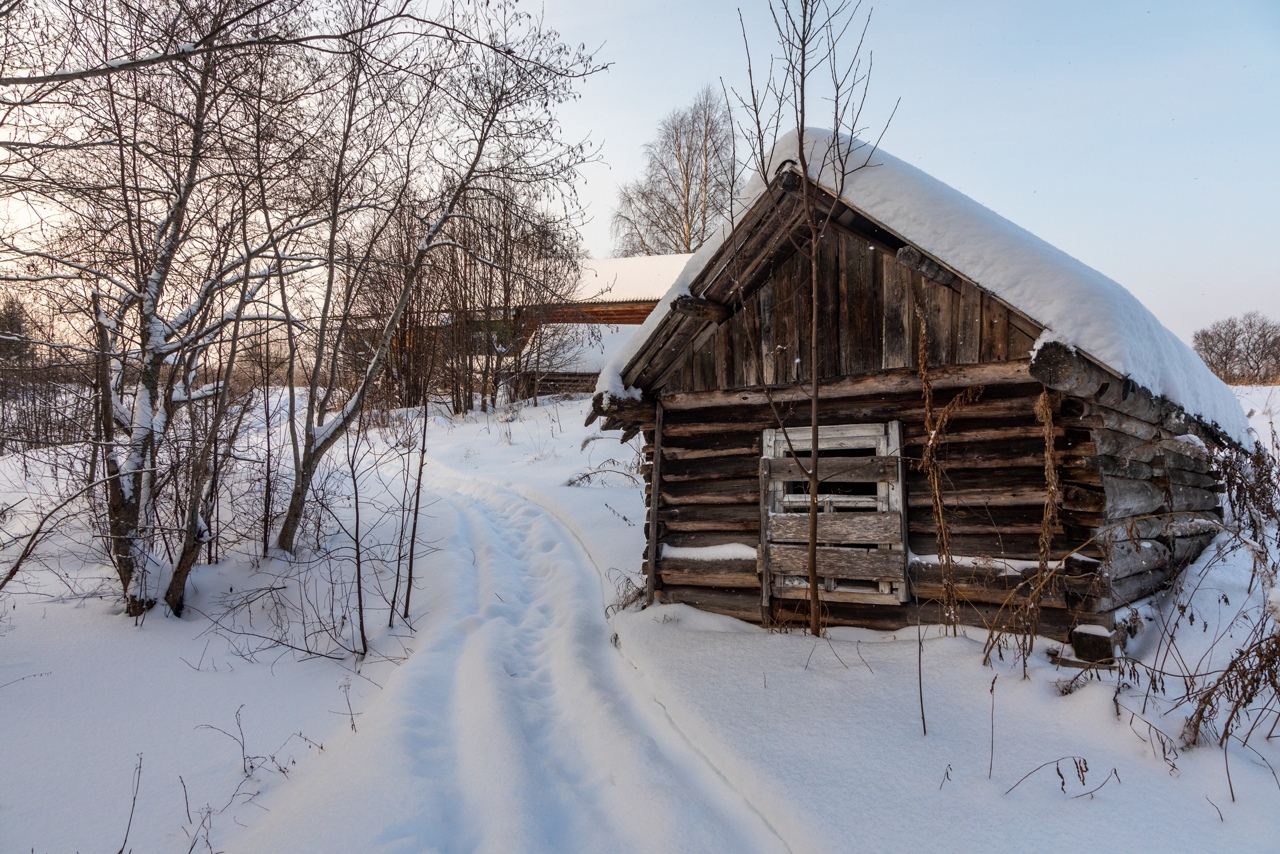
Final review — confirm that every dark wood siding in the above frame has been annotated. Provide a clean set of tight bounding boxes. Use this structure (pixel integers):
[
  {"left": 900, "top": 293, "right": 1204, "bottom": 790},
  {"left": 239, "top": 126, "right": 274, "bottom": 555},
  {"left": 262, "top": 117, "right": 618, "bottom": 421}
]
[{"left": 660, "top": 228, "right": 1039, "bottom": 395}]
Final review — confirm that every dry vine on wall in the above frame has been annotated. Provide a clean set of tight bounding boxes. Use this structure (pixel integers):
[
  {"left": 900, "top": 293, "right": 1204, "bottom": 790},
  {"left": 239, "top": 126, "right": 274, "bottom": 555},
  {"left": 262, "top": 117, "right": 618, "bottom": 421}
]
[{"left": 912, "top": 295, "right": 981, "bottom": 634}]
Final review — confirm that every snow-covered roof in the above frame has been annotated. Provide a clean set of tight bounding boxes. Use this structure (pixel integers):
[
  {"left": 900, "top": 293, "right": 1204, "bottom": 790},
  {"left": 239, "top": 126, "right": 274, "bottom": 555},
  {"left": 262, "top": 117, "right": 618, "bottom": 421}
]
[
  {"left": 599, "top": 129, "right": 1249, "bottom": 444},
  {"left": 574, "top": 254, "right": 693, "bottom": 303}
]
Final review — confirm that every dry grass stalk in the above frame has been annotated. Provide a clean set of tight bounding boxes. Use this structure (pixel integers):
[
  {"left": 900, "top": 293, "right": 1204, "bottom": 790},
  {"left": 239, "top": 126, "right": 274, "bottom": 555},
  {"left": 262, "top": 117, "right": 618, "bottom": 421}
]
[{"left": 913, "top": 296, "right": 981, "bottom": 633}]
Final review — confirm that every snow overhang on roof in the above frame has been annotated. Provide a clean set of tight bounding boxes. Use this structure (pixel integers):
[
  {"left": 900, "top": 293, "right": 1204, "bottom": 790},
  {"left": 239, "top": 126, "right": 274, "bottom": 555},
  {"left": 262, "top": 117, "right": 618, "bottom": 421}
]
[
  {"left": 597, "top": 128, "right": 1250, "bottom": 446},
  {"left": 574, "top": 254, "right": 693, "bottom": 304}
]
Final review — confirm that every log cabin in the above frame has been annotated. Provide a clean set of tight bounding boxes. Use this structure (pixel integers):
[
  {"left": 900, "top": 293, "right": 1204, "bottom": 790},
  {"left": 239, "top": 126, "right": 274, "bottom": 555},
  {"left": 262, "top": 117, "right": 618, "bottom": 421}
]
[{"left": 589, "top": 130, "right": 1250, "bottom": 660}]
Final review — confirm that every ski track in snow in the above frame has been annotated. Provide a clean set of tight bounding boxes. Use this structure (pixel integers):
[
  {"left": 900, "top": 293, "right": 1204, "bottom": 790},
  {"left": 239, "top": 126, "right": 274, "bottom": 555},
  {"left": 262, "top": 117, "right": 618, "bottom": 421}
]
[{"left": 236, "top": 464, "right": 788, "bottom": 854}]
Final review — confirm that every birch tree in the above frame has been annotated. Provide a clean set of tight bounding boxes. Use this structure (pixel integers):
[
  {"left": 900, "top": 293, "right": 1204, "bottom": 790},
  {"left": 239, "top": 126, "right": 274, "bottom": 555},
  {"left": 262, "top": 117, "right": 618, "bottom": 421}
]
[{"left": 611, "top": 85, "right": 736, "bottom": 256}]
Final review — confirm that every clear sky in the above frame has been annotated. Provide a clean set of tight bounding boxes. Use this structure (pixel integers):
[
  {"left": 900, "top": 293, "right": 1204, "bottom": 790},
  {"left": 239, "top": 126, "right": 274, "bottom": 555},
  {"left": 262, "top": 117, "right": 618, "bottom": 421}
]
[{"left": 543, "top": 0, "right": 1280, "bottom": 343}]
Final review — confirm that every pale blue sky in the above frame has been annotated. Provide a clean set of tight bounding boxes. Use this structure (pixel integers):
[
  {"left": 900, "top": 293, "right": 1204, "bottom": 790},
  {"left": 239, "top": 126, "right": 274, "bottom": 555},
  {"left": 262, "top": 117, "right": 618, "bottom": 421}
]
[{"left": 544, "top": 0, "right": 1280, "bottom": 341}]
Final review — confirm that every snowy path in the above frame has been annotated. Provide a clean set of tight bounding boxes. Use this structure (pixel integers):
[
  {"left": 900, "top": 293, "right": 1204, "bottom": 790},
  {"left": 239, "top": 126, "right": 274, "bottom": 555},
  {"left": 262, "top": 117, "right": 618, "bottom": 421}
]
[{"left": 232, "top": 467, "right": 789, "bottom": 854}]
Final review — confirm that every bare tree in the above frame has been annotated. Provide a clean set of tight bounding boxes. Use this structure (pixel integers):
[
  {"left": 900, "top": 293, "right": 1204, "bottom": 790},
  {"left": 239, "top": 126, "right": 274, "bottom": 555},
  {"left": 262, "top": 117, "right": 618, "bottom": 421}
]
[
  {"left": 273, "top": 0, "right": 599, "bottom": 553},
  {"left": 0, "top": 0, "right": 333, "bottom": 614},
  {"left": 1193, "top": 311, "right": 1280, "bottom": 385},
  {"left": 734, "top": 0, "right": 890, "bottom": 634},
  {"left": 611, "top": 85, "right": 736, "bottom": 256}
]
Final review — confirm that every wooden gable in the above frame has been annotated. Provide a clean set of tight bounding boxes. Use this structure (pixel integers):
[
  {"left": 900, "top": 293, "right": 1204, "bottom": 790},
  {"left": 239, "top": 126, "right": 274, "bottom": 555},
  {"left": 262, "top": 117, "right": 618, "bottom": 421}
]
[{"left": 615, "top": 172, "right": 1045, "bottom": 401}]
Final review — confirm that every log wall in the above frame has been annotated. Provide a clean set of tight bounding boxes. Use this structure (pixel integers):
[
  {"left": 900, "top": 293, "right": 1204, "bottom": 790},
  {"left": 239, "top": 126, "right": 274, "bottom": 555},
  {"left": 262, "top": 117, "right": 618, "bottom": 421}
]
[{"left": 643, "top": 370, "right": 1224, "bottom": 642}]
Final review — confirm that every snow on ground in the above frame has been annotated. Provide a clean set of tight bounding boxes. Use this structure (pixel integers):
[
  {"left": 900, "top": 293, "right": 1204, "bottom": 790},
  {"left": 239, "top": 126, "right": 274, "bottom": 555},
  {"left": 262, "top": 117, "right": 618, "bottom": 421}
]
[{"left": 2, "top": 392, "right": 1278, "bottom": 852}]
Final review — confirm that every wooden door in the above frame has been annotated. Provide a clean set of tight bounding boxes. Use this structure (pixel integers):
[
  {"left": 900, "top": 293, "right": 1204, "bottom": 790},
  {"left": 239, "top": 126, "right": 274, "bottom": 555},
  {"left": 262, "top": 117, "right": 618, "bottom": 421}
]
[{"left": 760, "top": 422, "right": 908, "bottom": 609}]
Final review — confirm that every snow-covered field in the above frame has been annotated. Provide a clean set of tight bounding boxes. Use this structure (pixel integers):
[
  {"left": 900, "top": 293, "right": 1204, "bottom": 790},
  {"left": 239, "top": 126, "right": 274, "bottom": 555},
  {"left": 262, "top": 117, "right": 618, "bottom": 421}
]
[{"left": 3, "top": 392, "right": 1278, "bottom": 853}]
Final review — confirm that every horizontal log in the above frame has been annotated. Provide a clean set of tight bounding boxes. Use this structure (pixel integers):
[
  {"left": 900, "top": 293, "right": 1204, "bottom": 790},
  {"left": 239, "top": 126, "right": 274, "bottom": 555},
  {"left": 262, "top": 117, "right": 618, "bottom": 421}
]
[
  {"left": 1031, "top": 342, "right": 1166, "bottom": 426},
  {"left": 661, "top": 398, "right": 1038, "bottom": 438},
  {"left": 765, "top": 456, "right": 900, "bottom": 483},
  {"left": 909, "top": 518, "right": 1063, "bottom": 536},
  {"left": 906, "top": 467, "right": 1047, "bottom": 493},
  {"left": 656, "top": 585, "right": 761, "bottom": 621},
  {"left": 661, "top": 455, "right": 760, "bottom": 481},
  {"left": 903, "top": 424, "right": 1061, "bottom": 447},
  {"left": 658, "top": 360, "right": 1031, "bottom": 411},
  {"left": 1096, "top": 512, "right": 1221, "bottom": 541},
  {"left": 659, "top": 531, "right": 763, "bottom": 549},
  {"left": 1171, "top": 532, "right": 1217, "bottom": 567},
  {"left": 908, "top": 533, "right": 1100, "bottom": 562},
  {"left": 1066, "top": 405, "right": 1162, "bottom": 442},
  {"left": 658, "top": 478, "right": 759, "bottom": 506},
  {"left": 768, "top": 544, "right": 904, "bottom": 580},
  {"left": 592, "top": 393, "right": 654, "bottom": 424},
  {"left": 659, "top": 570, "right": 759, "bottom": 588},
  {"left": 663, "top": 438, "right": 762, "bottom": 460},
  {"left": 659, "top": 507, "right": 760, "bottom": 532},
  {"left": 657, "top": 556, "right": 758, "bottom": 574},
  {"left": 768, "top": 511, "right": 903, "bottom": 544},
  {"left": 1100, "top": 537, "right": 1171, "bottom": 581},
  {"left": 1102, "top": 563, "right": 1179, "bottom": 609},
  {"left": 908, "top": 581, "right": 1071, "bottom": 610},
  {"left": 907, "top": 486, "right": 1051, "bottom": 508},
  {"left": 1170, "top": 483, "right": 1219, "bottom": 512},
  {"left": 1102, "top": 475, "right": 1168, "bottom": 520},
  {"left": 1165, "top": 468, "right": 1218, "bottom": 489},
  {"left": 773, "top": 587, "right": 900, "bottom": 606}
]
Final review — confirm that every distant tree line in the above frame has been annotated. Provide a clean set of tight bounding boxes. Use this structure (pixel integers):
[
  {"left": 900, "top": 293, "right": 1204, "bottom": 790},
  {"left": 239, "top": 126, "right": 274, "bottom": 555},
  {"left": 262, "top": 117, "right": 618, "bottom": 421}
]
[{"left": 1193, "top": 312, "right": 1280, "bottom": 386}]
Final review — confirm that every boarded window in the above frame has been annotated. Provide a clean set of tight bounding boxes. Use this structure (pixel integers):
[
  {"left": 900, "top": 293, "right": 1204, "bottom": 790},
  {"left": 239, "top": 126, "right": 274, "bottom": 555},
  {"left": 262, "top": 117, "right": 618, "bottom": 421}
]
[{"left": 761, "top": 423, "right": 908, "bottom": 606}]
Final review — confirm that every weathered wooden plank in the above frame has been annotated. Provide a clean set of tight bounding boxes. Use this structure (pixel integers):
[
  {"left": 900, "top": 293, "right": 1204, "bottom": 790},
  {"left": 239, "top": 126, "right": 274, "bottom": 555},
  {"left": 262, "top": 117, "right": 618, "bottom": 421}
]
[
  {"left": 661, "top": 455, "right": 761, "bottom": 481},
  {"left": 882, "top": 254, "right": 915, "bottom": 369},
  {"left": 758, "top": 280, "right": 775, "bottom": 385},
  {"left": 773, "top": 587, "right": 900, "bottom": 606},
  {"left": 659, "top": 478, "right": 759, "bottom": 505},
  {"left": 1007, "top": 324, "right": 1036, "bottom": 360},
  {"left": 769, "top": 511, "right": 903, "bottom": 544},
  {"left": 659, "top": 360, "right": 1031, "bottom": 411},
  {"left": 817, "top": 232, "right": 841, "bottom": 378},
  {"left": 645, "top": 402, "right": 664, "bottom": 603},
  {"left": 903, "top": 423, "right": 1058, "bottom": 447},
  {"left": 662, "top": 433, "right": 761, "bottom": 459},
  {"left": 954, "top": 280, "right": 982, "bottom": 364},
  {"left": 906, "top": 486, "right": 1051, "bottom": 508},
  {"left": 656, "top": 585, "right": 761, "bottom": 621},
  {"left": 659, "top": 504, "right": 760, "bottom": 532},
  {"left": 979, "top": 291, "right": 1009, "bottom": 362},
  {"left": 741, "top": 290, "right": 760, "bottom": 387},
  {"left": 672, "top": 295, "right": 731, "bottom": 324},
  {"left": 769, "top": 544, "right": 904, "bottom": 580},
  {"left": 654, "top": 557, "right": 759, "bottom": 589},
  {"left": 766, "top": 456, "right": 899, "bottom": 483},
  {"left": 909, "top": 580, "right": 1071, "bottom": 611},
  {"left": 844, "top": 232, "right": 882, "bottom": 374},
  {"left": 906, "top": 467, "right": 1047, "bottom": 493},
  {"left": 659, "top": 530, "right": 763, "bottom": 549},
  {"left": 659, "top": 569, "right": 760, "bottom": 589},
  {"left": 921, "top": 277, "right": 954, "bottom": 366},
  {"left": 907, "top": 532, "right": 1092, "bottom": 561}
]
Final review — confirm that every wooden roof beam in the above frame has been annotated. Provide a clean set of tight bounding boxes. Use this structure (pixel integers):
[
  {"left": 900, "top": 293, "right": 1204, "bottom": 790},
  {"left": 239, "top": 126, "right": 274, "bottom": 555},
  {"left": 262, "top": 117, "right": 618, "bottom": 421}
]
[{"left": 672, "top": 295, "right": 732, "bottom": 324}]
